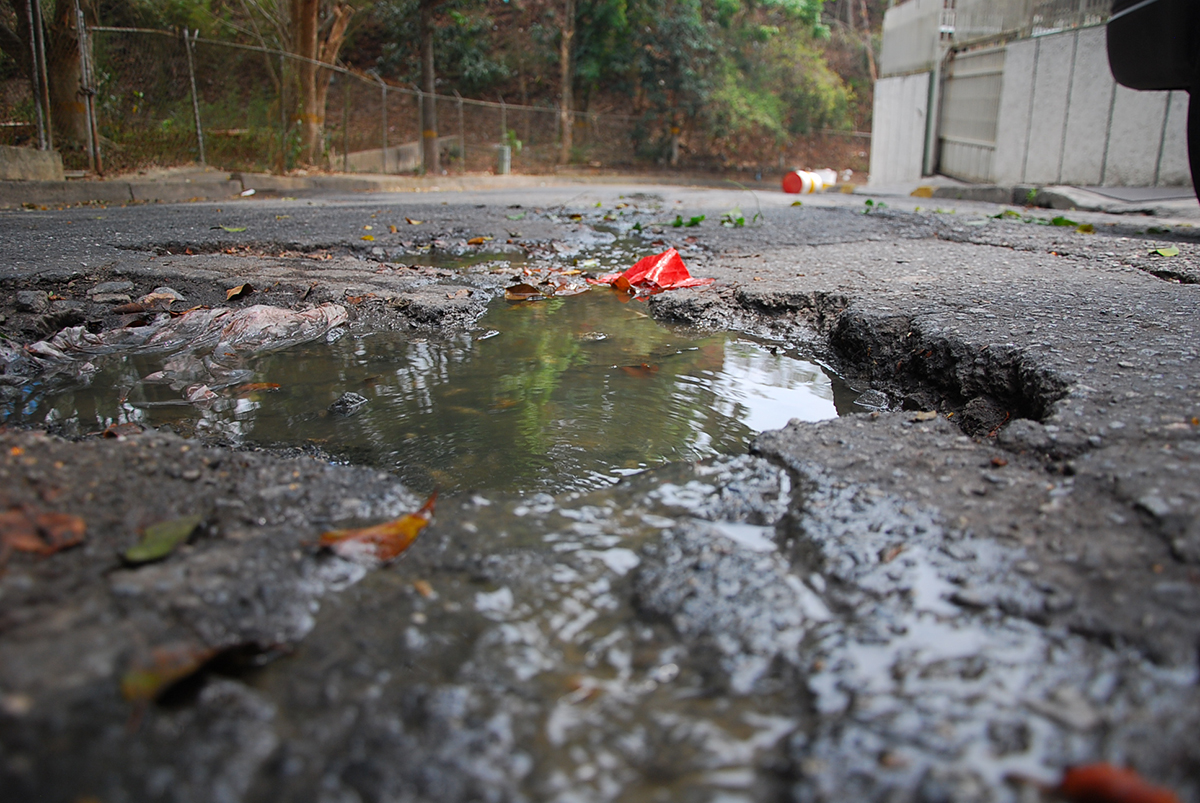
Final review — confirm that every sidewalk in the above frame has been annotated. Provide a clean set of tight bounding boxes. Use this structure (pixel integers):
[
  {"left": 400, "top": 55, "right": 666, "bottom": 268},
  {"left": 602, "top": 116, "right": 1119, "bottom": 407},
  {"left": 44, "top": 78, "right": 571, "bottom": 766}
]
[
  {"left": 866, "top": 174, "right": 1200, "bottom": 218},
  {"left": 0, "top": 164, "right": 814, "bottom": 208}
]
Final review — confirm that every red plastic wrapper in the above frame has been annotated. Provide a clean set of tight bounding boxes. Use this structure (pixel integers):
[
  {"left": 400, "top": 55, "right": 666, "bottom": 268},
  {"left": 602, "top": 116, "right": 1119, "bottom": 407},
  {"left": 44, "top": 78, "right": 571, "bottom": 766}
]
[{"left": 587, "top": 247, "right": 715, "bottom": 295}]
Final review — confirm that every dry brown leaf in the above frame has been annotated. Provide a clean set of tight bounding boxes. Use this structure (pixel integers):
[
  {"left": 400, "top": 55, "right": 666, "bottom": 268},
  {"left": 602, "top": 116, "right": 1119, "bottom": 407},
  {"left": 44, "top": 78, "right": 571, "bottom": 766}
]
[{"left": 319, "top": 491, "right": 437, "bottom": 563}]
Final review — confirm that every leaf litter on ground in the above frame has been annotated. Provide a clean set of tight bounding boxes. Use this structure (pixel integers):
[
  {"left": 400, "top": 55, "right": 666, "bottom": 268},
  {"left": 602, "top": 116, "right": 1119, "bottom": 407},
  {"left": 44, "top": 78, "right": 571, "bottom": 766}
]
[
  {"left": 319, "top": 490, "right": 437, "bottom": 564},
  {"left": 0, "top": 505, "right": 87, "bottom": 572}
]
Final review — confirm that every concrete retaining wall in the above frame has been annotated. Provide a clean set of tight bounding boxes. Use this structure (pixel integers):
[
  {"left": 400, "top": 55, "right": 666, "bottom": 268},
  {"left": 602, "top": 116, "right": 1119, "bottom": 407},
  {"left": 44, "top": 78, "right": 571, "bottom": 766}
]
[
  {"left": 992, "top": 26, "right": 1189, "bottom": 187},
  {"left": 0, "top": 145, "right": 64, "bottom": 181}
]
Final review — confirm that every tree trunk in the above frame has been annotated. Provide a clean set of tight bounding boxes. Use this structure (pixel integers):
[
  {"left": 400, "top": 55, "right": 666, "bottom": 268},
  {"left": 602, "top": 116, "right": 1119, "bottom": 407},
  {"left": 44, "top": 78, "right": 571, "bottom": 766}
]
[
  {"left": 558, "top": 0, "right": 574, "bottom": 164},
  {"left": 293, "top": 0, "right": 353, "bottom": 167},
  {"left": 859, "top": 0, "right": 877, "bottom": 84},
  {"left": 419, "top": 0, "right": 438, "bottom": 174},
  {"left": 293, "top": 0, "right": 320, "bottom": 164},
  {"left": 0, "top": 1, "right": 88, "bottom": 146}
]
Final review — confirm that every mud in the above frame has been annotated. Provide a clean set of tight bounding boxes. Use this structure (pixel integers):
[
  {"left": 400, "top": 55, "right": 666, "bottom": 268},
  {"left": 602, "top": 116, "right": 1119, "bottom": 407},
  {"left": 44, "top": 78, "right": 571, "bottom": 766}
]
[{"left": 1, "top": 185, "right": 1199, "bottom": 802}]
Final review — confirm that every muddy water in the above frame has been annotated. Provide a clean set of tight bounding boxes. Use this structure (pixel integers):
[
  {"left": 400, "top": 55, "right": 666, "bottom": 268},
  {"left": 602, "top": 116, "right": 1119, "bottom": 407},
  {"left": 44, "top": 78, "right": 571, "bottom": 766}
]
[{"left": 10, "top": 291, "right": 856, "bottom": 494}]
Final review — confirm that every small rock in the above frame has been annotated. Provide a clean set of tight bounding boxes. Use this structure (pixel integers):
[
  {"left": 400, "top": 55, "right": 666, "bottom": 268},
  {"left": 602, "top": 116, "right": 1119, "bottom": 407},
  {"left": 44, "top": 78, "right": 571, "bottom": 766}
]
[
  {"left": 1026, "top": 686, "right": 1100, "bottom": 731},
  {"left": 853, "top": 389, "right": 890, "bottom": 411},
  {"left": 89, "top": 280, "right": 134, "bottom": 296},
  {"left": 997, "top": 419, "right": 1051, "bottom": 453},
  {"left": 329, "top": 392, "right": 369, "bottom": 416},
  {"left": 141, "top": 286, "right": 186, "bottom": 304},
  {"left": 1170, "top": 521, "right": 1200, "bottom": 564},
  {"left": 959, "top": 395, "right": 1008, "bottom": 436},
  {"left": 1136, "top": 494, "right": 1173, "bottom": 520},
  {"left": 51, "top": 299, "right": 86, "bottom": 315},
  {"left": 15, "top": 290, "right": 48, "bottom": 313},
  {"left": 91, "top": 293, "right": 133, "bottom": 304}
]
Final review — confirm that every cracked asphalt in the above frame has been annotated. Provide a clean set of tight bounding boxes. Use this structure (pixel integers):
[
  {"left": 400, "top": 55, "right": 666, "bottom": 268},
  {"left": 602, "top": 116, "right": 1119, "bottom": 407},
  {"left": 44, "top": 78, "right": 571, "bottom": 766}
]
[{"left": 0, "top": 181, "right": 1198, "bottom": 802}]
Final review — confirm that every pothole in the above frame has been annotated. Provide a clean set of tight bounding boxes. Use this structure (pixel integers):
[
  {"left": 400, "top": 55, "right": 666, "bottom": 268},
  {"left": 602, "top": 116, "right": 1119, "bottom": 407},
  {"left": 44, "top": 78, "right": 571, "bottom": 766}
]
[{"left": 5, "top": 290, "right": 860, "bottom": 494}]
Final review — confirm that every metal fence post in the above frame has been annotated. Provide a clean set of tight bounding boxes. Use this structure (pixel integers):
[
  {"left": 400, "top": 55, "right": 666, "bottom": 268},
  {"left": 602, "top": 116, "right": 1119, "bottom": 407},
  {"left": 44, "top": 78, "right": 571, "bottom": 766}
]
[
  {"left": 25, "top": 0, "right": 47, "bottom": 150},
  {"left": 367, "top": 71, "right": 387, "bottom": 173},
  {"left": 72, "top": 0, "right": 96, "bottom": 172},
  {"left": 278, "top": 51, "right": 287, "bottom": 173},
  {"left": 183, "top": 26, "right": 206, "bottom": 166},
  {"left": 415, "top": 86, "right": 424, "bottom": 173},
  {"left": 32, "top": 0, "right": 53, "bottom": 150},
  {"left": 453, "top": 89, "right": 464, "bottom": 174}
]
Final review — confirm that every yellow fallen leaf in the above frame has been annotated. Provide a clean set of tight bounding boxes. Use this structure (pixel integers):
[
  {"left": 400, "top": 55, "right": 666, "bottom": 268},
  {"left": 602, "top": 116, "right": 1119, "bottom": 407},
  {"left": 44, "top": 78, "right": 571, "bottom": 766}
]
[
  {"left": 912, "top": 411, "right": 938, "bottom": 421},
  {"left": 363, "top": 225, "right": 373, "bottom": 230},
  {"left": 405, "top": 217, "right": 422, "bottom": 225},
  {"left": 361, "top": 235, "right": 375, "bottom": 241},
  {"left": 226, "top": 283, "right": 254, "bottom": 300},
  {"left": 388, "top": 224, "right": 398, "bottom": 233},
  {"left": 910, "top": 186, "right": 934, "bottom": 198},
  {"left": 467, "top": 236, "right": 493, "bottom": 246},
  {"left": 319, "top": 491, "right": 437, "bottom": 563}
]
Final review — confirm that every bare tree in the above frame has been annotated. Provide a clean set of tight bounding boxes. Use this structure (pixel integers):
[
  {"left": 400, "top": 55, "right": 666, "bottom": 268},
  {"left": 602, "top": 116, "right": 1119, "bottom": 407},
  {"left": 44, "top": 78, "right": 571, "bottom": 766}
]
[{"left": 231, "top": 0, "right": 356, "bottom": 167}]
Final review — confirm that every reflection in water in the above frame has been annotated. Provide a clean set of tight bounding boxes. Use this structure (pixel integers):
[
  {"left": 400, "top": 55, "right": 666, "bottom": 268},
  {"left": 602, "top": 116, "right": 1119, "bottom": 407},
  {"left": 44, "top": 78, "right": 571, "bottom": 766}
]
[{"left": 6, "top": 291, "right": 852, "bottom": 494}]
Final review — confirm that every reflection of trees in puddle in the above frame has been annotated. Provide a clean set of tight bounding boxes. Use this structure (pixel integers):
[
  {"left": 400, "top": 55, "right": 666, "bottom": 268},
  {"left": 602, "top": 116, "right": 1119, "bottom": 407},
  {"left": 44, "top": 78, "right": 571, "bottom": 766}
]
[{"left": 8, "top": 293, "right": 841, "bottom": 493}]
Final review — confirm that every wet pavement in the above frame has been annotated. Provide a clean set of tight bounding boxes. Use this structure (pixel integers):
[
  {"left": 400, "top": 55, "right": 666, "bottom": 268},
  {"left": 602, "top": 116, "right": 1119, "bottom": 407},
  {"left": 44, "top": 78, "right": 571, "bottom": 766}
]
[{"left": 1, "top": 183, "right": 1199, "bottom": 802}]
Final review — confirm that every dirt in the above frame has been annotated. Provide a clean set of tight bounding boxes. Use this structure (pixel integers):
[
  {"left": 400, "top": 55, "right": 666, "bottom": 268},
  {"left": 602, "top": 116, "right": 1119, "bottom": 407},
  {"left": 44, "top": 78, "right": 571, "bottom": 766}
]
[{"left": 1, "top": 185, "right": 1199, "bottom": 802}]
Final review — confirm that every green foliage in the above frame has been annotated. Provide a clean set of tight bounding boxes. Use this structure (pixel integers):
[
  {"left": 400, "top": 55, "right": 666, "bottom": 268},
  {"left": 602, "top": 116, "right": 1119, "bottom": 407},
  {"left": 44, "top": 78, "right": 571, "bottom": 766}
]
[
  {"left": 504, "top": 128, "right": 523, "bottom": 153},
  {"left": 374, "top": 0, "right": 510, "bottom": 93}
]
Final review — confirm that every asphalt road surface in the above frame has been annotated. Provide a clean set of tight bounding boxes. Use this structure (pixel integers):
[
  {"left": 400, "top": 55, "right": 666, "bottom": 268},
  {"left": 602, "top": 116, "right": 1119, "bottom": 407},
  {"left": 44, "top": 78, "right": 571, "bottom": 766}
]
[{"left": 1, "top": 183, "right": 1198, "bottom": 802}]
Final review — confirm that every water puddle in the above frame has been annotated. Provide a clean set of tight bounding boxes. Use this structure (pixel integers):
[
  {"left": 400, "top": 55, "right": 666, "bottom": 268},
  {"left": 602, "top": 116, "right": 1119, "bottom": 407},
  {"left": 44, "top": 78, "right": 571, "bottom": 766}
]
[{"left": 8, "top": 290, "right": 856, "bottom": 494}]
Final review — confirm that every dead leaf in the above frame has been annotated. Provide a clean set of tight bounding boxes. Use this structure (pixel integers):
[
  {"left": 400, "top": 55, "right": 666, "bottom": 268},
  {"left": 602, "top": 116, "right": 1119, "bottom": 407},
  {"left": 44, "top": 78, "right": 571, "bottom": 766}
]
[
  {"left": 879, "top": 544, "right": 905, "bottom": 563},
  {"left": 123, "top": 514, "right": 203, "bottom": 565},
  {"left": 319, "top": 491, "right": 437, "bottom": 563},
  {"left": 102, "top": 422, "right": 144, "bottom": 438},
  {"left": 991, "top": 456, "right": 1008, "bottom": 467},
  {"left": 413, "top": 579, "right": 436, "bottom": 598},
  {"left": 361, "top": 234, "right": 375, "bottom": 241},
  {"left": 363, "top": 225, "right": 373, "bottom": 230},
  {"left": 1057, "top": 763, "right": 1181, "bottom": 803},
  {"left": 467, "top": 236, "right": 493, "bottom": 246},
  {"left": 446, "top": 288, "right": 471, "bottom": 299},
  {"left": 234, "top": 382, "right": 281, "bottom": 395},
  {"left": 505, "top": 283, "right": 546, "bottom": 302},
  {"left": 388, "top": 224, "right": 398, "bottom": 233},
  {"left": 0, "top": 506, "right": 86, "bottom": 572},
  {"left": 226, "top": 283, "right": 254, "bottom": 301},
  {"left": 620, "top": 363, "right": 659, "bottom": 377},
  {"left": 121, "top": 642, "right": 217, "bottom": 703},
  {"left": 405, "top": 217, "right": 422, "bottom": 225},
  {"left": 912, "top": 411, "right": 938, "bottom": 421}
]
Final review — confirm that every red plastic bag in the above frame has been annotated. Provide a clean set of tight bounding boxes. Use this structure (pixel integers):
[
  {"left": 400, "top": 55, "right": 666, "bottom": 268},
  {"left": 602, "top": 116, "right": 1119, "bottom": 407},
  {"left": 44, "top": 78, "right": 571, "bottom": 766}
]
[{"left": 587, "top": 248, "right": 715, "bottom": 295}]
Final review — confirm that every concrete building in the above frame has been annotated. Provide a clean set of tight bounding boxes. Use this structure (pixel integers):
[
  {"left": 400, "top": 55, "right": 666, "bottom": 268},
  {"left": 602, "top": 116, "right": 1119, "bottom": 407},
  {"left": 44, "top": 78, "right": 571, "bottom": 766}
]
[{"left": 869, "top": 0, "right": 1190, "bottom": 188}]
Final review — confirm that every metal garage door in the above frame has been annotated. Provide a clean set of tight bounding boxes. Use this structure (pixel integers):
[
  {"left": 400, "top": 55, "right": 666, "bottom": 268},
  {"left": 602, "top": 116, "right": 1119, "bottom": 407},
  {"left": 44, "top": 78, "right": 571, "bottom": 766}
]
[{"left": 937, "top": 46, "right": 1006, "bottom": 183}]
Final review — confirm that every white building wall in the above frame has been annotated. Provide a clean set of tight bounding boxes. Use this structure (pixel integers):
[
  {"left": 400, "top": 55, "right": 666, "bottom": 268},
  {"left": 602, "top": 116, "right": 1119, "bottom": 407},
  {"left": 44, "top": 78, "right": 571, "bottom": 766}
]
[{"left": 872, "top": 3, "right": 1191, "bottom": 188}]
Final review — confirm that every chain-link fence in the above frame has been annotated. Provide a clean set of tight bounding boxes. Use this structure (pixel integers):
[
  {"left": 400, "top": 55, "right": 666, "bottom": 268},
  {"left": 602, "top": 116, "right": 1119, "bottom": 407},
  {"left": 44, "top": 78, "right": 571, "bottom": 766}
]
[{"left": 0, "top": 26, "right": 871, "bottom": 178}]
